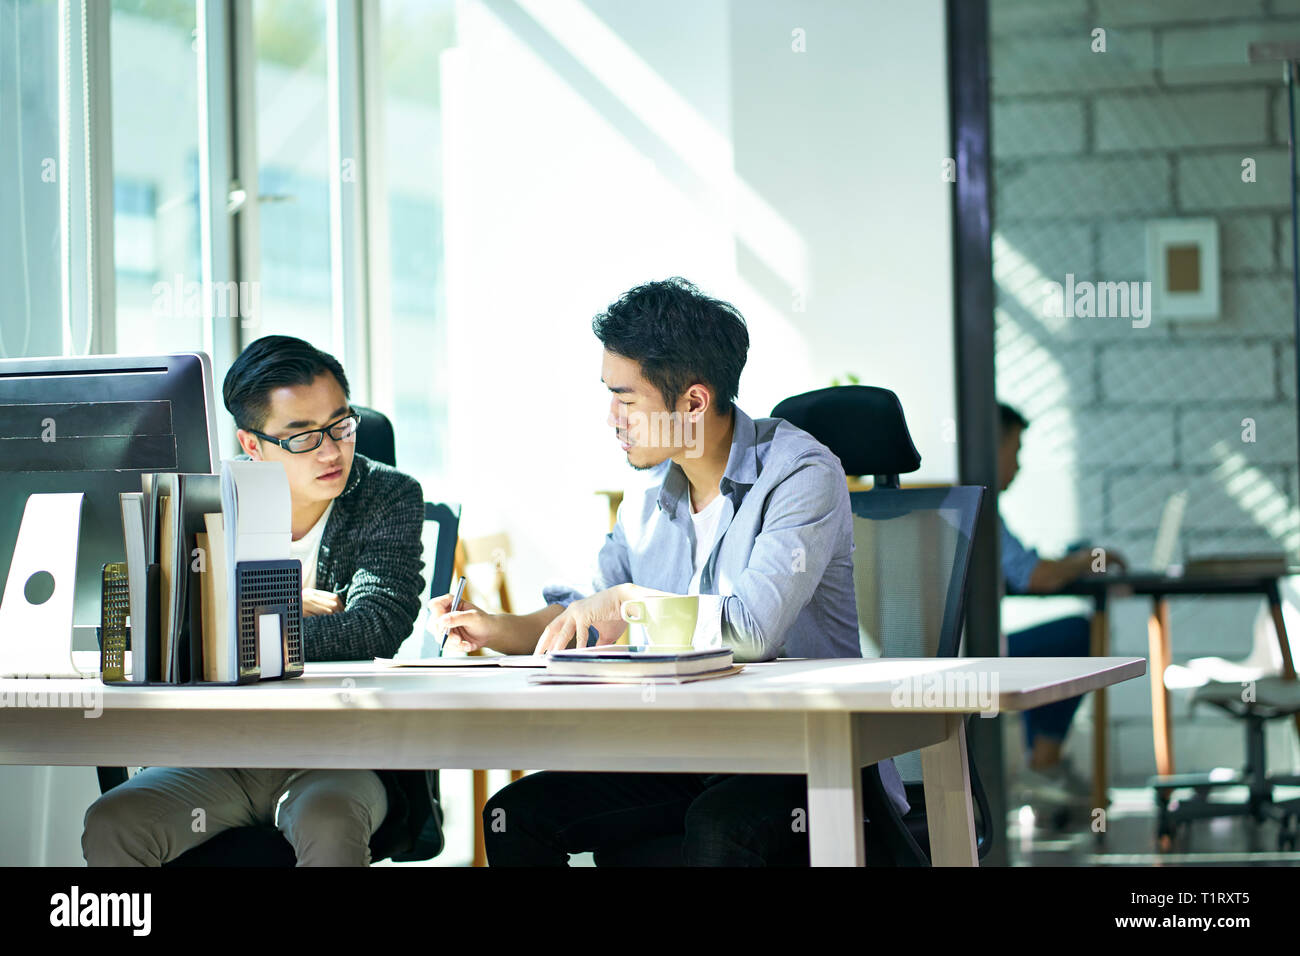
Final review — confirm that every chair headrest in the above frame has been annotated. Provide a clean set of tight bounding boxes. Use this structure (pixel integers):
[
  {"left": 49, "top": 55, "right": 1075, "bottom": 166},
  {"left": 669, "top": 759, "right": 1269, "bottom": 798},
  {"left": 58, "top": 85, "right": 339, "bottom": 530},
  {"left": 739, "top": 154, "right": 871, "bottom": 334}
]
[
  {"left": 352, "top": 403, "right": 397, "bottom": 468},
  {"left": 770, "top": 385, "right": 921, "bottom": 477}
]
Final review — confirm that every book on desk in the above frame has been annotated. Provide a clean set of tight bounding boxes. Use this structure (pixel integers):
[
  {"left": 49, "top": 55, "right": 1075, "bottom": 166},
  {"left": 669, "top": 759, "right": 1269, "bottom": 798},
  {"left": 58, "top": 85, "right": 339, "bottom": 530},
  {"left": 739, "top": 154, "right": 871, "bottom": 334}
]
[{"left": 528, "top": 646, "right": 743, "bottom": 684}]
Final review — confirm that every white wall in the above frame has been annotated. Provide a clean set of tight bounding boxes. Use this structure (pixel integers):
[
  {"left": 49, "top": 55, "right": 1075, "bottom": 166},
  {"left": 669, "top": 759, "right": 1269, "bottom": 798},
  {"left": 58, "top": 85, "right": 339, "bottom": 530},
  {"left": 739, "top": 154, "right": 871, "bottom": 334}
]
[
  {"left": 443, "top": 0, "right": 956, "bottom": 609},
  {"left": 0, "top": 767, "right": 101, "bottom": 866}
]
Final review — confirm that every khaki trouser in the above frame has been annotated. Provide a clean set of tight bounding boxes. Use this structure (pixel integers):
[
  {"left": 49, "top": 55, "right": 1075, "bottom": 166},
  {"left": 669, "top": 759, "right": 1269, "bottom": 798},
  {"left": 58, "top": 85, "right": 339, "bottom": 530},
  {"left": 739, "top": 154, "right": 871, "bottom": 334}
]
[{"left": 82, "top": 767, "right": 388, "bottom": 867}]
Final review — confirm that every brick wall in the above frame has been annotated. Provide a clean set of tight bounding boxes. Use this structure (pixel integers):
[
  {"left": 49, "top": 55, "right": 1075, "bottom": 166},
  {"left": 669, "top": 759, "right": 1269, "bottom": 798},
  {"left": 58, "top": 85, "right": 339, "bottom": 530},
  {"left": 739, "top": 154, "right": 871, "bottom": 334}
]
[{"left": 991, "top": 0, "right": 1300, "bottom": 783}]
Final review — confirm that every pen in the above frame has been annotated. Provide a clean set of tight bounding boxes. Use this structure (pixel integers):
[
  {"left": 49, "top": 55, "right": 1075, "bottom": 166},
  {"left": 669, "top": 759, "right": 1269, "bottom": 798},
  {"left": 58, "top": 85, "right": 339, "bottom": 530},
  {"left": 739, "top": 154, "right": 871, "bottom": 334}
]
[{"left": 441, "top": 575, "right": 467, "bottom": 652}]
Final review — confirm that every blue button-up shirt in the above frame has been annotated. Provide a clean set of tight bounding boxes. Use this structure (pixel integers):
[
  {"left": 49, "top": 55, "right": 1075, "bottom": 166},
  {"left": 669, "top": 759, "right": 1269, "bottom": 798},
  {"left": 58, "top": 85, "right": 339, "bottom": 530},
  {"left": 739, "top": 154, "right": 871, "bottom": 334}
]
[
  {"left": 544, "top": 405, "right": 908, "bottom": 813},
  {"left": 545, "top": 405, "right": 859, "bottom": 662},
  {"left": 999, "top": 516, "right": 1041, "bottom": 595}
]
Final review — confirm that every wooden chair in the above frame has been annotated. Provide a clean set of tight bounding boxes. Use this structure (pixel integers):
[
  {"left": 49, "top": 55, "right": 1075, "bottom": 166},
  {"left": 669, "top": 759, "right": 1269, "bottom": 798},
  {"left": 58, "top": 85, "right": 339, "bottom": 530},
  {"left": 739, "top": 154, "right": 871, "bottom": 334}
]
[{"left": 452, "top": 533, "right": 526, "bottom": 867}]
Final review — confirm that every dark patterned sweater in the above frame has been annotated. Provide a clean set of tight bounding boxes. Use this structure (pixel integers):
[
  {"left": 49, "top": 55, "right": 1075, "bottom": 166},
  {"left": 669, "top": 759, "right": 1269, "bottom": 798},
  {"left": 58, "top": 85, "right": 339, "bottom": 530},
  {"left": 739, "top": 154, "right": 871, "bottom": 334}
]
[{"left": 306, "top": 453, "right": 426, "bottom": 660}]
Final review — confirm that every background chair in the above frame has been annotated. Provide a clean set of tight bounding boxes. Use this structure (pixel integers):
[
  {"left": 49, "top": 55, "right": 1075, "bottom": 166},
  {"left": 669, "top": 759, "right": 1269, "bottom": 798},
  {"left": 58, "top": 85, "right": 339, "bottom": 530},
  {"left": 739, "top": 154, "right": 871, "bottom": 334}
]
[
  {"left": 451, "top": 532, "right": 526, "bottom": 867},
  {"left": 1154, "top": 579, "right": 1300, "bottom": 848},
  {"left": 1153, "top": 575, "right": 1300, "bottom": 849},
  {"left": 96, "top": 404, "right": 450, "bottom": 865},
  {"left": 1150, "top": 678, "right": 1300, "bottom": 850},
  {"left": 595, "top": 386, "right": 990, "bottom": 866}
]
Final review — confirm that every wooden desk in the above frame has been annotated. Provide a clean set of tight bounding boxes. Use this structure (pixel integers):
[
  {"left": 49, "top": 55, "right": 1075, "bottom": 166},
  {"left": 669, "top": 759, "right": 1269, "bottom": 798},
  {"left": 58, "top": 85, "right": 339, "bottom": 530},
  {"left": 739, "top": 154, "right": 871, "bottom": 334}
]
[
  {"left": 1033, "top": 573, "right": 1298, "bottom": 813},
  {"left": 0, "top": 655, "right": 1143, "bottom": 866}
]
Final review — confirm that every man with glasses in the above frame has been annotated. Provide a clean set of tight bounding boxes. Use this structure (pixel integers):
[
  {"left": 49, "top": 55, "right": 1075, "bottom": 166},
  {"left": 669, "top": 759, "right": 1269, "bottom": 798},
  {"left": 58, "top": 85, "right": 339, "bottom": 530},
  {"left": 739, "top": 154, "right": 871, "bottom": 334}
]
[{"left": 82, "top": 335, "right": 431, "bottom": 866}]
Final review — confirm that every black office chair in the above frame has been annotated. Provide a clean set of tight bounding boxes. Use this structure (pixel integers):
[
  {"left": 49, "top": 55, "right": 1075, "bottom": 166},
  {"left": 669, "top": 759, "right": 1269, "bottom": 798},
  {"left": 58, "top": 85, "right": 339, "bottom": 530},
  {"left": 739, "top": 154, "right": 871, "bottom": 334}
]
[
  {"left": 1153, "top": 672, "right": 1300, "bottom": 850},
  {"left": 772, "top": 385, "right": 992, "bottom": 865},
  {"left": 594, "top": 387, "right": 990, "bottom": 866},
  {"left": 96, "top": 404, "right": 453, "bottom": 865}
]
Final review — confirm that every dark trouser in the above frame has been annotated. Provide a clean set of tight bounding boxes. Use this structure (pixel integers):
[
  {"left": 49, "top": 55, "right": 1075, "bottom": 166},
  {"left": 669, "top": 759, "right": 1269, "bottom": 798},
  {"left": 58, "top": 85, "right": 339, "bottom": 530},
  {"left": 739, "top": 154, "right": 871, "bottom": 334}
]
[
  {"left": 484, "top": 771, "right": 817, "bottom": 866},
  {"left": 1005, "top": 615, "right": 1091, "bottom": 750}
]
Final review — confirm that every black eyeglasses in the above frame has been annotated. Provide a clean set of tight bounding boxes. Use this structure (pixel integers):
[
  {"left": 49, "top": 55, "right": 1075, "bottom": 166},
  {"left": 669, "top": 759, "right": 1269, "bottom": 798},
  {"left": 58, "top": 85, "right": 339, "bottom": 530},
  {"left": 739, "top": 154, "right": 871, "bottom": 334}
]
[{"left": 250, "top": 410, "right": 361, "bottom": 454}]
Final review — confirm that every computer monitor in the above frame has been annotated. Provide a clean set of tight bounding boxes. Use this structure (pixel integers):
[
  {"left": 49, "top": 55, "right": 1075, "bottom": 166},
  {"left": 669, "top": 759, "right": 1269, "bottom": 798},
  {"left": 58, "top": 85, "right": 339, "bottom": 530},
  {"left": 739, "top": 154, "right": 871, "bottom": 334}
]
[{"left": 0, "top": 352, "right": 220, "bottom": 634}]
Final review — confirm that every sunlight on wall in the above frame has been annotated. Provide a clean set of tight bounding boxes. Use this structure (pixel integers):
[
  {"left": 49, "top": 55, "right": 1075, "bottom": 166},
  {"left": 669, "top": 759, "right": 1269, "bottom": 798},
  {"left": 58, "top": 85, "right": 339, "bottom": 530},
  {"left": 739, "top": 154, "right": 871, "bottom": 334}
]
[
  {"left": 514, "top": 0, "right": 808, "bottom": 294},
  {"left": 441, "top": 0, "right": 739, "bottom": 604},
  {"left": 992, "top": 232, "right": 1082, "bottom": 550},
  {"left": 1209, "top": 441, "right": 1300, "bottom": 554}
]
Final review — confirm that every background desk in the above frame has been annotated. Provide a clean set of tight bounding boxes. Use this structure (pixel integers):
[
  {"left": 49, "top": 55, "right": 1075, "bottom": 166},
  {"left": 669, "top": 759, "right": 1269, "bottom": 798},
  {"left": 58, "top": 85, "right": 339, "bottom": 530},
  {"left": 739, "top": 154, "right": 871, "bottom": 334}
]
[
  {"left": 1, "top": 655, "right": 1142, "bottom": 866},
  {"left": 1042, "top": 573, "right": 1298, "bottom": 812}
]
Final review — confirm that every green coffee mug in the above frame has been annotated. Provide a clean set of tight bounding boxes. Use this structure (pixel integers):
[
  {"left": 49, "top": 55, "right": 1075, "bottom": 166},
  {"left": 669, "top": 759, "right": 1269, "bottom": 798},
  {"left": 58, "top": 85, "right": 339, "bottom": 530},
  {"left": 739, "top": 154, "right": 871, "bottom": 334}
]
[{"left": 619, "top": 595, "right": 699, "bottom": 649}]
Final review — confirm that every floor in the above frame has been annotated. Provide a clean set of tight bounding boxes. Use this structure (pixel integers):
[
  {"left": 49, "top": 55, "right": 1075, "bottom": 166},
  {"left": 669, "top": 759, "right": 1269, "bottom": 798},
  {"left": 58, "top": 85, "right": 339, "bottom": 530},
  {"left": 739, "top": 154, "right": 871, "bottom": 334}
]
[
  {"left": 381, "top": 773, "right": 1300, "bottom": 868},
  {"left": 1007, "top": 785, "right": 1300, "bottom": 866}
]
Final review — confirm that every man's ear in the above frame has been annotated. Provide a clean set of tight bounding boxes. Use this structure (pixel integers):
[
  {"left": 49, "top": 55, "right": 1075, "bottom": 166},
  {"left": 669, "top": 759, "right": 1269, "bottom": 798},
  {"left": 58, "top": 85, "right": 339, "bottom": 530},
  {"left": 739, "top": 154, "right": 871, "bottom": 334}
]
[
  {"left": 235, "top": 428, "right": 263, "bottom": 460},
  {"left": 683, "top": 383, "right": 711, "bottom": 420}
]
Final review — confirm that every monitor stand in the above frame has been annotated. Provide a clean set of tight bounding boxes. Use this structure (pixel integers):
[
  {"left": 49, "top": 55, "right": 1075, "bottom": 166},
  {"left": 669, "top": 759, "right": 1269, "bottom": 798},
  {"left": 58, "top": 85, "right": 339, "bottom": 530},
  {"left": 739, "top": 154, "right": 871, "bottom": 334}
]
[{"left": 0, "top": 493, "right": 87, "bottom": 678}]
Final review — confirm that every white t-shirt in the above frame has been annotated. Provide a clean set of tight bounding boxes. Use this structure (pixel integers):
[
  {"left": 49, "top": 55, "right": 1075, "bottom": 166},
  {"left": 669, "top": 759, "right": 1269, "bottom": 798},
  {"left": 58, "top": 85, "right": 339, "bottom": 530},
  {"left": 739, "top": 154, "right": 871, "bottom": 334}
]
[
  {"left": 290, "top": 500, "right": 334, "bottom": 591},
  {"left": 687, "top": 492, "right": 726, "bottom": 595}
]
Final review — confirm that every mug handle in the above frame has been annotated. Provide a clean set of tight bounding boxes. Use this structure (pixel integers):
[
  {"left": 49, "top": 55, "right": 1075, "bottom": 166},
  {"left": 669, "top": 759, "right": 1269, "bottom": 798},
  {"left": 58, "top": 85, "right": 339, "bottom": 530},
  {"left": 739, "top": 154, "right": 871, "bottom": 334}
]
[{"left": 620, "top": 600, "right": 645, "bottom": 624}]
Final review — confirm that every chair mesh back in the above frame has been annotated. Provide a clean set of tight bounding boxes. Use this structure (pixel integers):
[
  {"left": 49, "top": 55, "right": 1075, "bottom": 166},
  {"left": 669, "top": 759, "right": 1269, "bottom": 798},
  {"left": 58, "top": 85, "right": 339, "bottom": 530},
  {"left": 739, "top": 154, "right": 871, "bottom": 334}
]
[{"left": 851, "top": 486, "right": 983, "bottom": 782}]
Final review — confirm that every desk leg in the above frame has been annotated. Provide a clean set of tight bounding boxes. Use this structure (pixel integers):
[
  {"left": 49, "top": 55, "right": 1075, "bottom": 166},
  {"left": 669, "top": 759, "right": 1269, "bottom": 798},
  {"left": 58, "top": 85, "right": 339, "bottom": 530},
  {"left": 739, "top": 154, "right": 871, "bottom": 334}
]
[
  {"left": 1148, "top": 598, "right": 1174, "bottom": 777},
  {"left": 473, "top": 770, "right": 488, "bottom": 867},
  {"left": 920, "top": 715, "right": 978, "bottom": 867},
  {"left": 805, "top": 713, "right": 864, "bottom": 866},
  {"left": 1090, "top": 601, "right": 1110, "bottom": 814},
  {"left": 1265, "top": 591, "right": 1300, "bottom": 744}
]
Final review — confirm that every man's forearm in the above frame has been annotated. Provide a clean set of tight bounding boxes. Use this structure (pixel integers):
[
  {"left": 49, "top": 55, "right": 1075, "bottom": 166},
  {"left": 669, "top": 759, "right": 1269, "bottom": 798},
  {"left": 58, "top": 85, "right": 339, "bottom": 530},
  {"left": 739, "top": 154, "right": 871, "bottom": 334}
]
[
  {"left": 1027, "top": 552, "right": 1090, "bottom": 593},
  {"left": 487, "top": 605, "right": 566, "bottom": 654}
]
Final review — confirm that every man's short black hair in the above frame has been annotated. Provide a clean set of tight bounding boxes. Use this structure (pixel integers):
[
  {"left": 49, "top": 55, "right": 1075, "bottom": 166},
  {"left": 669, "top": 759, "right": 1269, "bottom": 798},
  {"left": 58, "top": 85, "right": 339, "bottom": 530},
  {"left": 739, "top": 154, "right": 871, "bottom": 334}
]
[
  {"left": 223, "top": 334, "right": 351, "bottom": 431},
  {"left": 592, "top": 277, "right": 749, "bottom": 414},
  {"left": 998, "top": 402, "right": 1029, "bottom": 435}
]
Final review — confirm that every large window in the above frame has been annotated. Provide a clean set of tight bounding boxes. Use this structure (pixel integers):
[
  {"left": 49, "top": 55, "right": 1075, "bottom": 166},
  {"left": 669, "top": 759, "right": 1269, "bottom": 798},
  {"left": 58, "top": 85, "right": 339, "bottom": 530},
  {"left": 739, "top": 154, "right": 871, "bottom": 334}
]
[
  {"left": 0, "top": 0, "right": 64, "bottom": 359},
  {"left": 250, "top": 0, "right": 334, "bottom": 351},
  {"left": 373, "top": 0, "right": 456, "bottom": 489},
  {"left": 110, "top": 0, "right": 204, "bottom": 355}
]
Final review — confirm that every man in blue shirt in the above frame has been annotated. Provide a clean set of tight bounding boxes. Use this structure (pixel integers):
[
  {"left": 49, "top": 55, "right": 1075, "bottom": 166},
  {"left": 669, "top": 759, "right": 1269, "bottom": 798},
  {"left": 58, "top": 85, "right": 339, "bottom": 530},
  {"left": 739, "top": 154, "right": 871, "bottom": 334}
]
[
  {"left": 999, "top": 402, "right": 1126, "bottom": 809},
  {"left": 432, "top": 277, "right": 906, "bottom": 865}
]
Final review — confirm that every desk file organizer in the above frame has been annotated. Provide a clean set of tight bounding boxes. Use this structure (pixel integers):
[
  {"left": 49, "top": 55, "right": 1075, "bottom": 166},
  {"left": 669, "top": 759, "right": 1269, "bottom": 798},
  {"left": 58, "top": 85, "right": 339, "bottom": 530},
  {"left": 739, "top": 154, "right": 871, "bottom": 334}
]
[
  {"left": 100, "top": 557, "right": 304, "bottom": 686},
  {"left": 100, "top": 563, "right": 130, "bottom": 682}
]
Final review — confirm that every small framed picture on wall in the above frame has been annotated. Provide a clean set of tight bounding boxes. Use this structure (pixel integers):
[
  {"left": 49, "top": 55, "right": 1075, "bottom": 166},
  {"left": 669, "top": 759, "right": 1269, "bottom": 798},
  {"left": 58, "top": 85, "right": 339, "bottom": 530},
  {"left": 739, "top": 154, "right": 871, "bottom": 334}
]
[{"left": 1145, "top": 218, "right": 1220, "bottom": 321}]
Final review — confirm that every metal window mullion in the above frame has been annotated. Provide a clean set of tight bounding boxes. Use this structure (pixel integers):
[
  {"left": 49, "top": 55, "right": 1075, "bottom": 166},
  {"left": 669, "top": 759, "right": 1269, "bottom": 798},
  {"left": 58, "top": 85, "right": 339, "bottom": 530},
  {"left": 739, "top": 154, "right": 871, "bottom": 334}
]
[
  {"left": 197, "top": 0, "right": 244, "bottom": 457},
  {"left": 58, "top": 0, "right": 113, "bottom": 357},
  {"left": 947, "top": 0, "right": 1005, "bottom": 866},
  {"left": 358, "top": 0, "right": 393, "bottom": 418},
  {"left": 83, "top": 0, "right": 114, "bottom": 356},
  {"left": 57, "top": 0, "right": 76, "bottom": 356},
  {"left": 229, "top": 0, "right": 259, "bottom": 351},
  {"left": 327, "top": 0, "right": 371, "bottom": 404}
]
